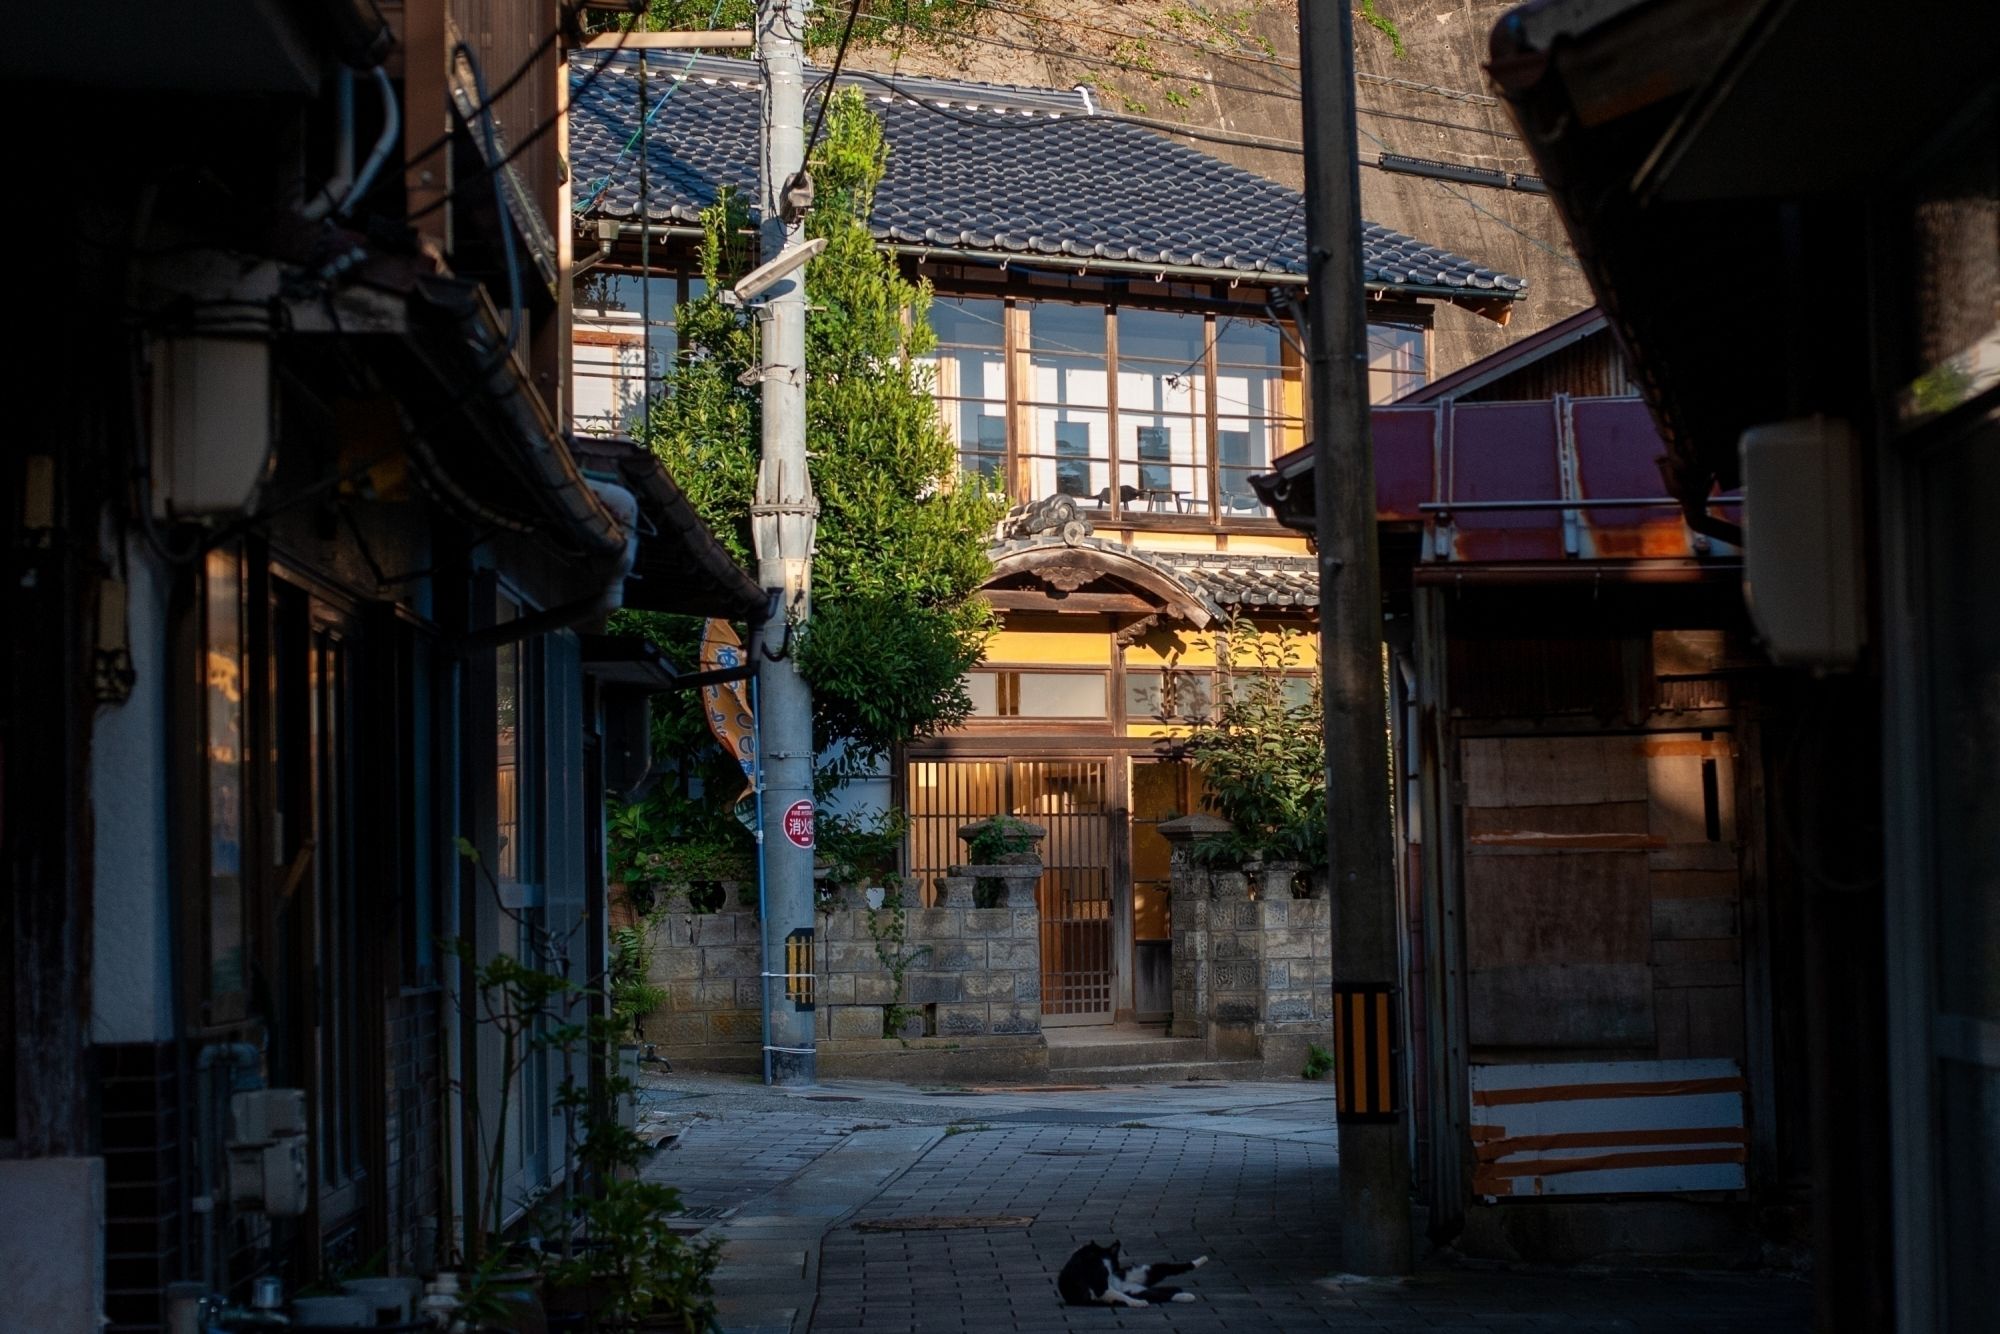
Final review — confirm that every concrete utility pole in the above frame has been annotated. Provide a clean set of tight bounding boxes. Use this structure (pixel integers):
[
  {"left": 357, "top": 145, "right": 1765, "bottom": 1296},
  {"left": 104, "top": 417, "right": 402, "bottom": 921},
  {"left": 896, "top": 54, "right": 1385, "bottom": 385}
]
[
  {"left": 752, "top": 0, "right": 818, "bottom": 1086},
  {"left": 1298, "top": 2, "right": 1412, "bottom": 1272}
]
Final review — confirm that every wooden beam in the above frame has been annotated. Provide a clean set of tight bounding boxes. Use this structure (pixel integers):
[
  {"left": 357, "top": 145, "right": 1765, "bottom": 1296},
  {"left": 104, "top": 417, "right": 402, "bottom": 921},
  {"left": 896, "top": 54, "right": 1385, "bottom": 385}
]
[
  {"left": 581, "top": 30, "right": 756, "bottom": 50},
  {"left": 984, "top": 590, "right": 1156, "bottom": 615}
]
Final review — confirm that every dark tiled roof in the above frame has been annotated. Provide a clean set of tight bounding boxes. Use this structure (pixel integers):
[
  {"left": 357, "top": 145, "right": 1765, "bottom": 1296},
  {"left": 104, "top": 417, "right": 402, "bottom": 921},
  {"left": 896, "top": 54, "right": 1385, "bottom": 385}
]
[
  {"left": 570, "top": 56, "right": 1526, "bottom": 299},
  {"left": 1155, "top": 553, "right": 1320, "bottom": 612}
]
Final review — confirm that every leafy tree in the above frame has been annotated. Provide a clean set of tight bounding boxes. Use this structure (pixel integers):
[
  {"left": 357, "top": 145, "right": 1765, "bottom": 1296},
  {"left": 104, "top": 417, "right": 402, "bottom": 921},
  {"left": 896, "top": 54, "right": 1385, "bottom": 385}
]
[
  {"left": 1176, "top": 620, "right": 1327, "bottom": 867},
  {"left": 642, "top": 90, "right": 1005, "bottom": 792},
  {"left": 615, "top": 1, "right": 996, "bottom": 52}
]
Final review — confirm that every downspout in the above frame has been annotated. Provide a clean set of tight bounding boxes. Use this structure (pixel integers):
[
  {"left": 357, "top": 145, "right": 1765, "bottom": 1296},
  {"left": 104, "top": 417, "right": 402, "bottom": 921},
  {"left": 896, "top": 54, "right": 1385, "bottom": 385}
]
[
  {"left": 302, "top": 67, "right": 356, "bottom": 221},
  {"left": 449, "top": 479, "right": 640, "bottom": 657},
  {"left": 336, "top": 67, "right": 400, "bottom": 220}
]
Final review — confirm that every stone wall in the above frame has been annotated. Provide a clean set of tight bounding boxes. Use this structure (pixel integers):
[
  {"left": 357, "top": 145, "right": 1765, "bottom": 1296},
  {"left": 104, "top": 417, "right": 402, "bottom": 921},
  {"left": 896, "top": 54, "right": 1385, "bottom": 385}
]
[
  {"left": 643, "top": 868, "right": 1045, "bottom": 1076},
  {"left": 1163, "top": 816, "right": 1336, "bottom": 1073}
]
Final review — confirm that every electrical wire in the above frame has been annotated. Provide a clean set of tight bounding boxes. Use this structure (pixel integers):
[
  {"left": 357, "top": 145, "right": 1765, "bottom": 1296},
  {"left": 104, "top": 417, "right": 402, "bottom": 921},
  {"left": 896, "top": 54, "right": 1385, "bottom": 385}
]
[
  {"left": 1355, "top": 122, "right": 1579, "bottom": 269},
  {"left": 572, "top": 0, "right": 729, "bottom": 216},
  {"left": 888, "top": 23, "right": 1525, "bottom": 145},
  {"left": 407, "top": 22, "right": 640, "bottom": 226},
  {"left": 454, "top": 42, "right": 525, "bottom": 359},
  {"left": 804, "top": 0, "right": 866, "bottom": 161},
  {"left": 406, "top": 1, "right": 593, "bottom": 179}
]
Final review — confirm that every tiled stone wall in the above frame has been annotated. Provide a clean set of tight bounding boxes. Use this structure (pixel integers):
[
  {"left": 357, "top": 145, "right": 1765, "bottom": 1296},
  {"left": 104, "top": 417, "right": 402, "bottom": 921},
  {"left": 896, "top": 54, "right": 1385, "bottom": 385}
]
[
  {"left": 1166, "top": 840, "right": 1335, "bottom": 1070},
  {"left": 645, "top": 880, "right": 1043, "bottom": 1065}
]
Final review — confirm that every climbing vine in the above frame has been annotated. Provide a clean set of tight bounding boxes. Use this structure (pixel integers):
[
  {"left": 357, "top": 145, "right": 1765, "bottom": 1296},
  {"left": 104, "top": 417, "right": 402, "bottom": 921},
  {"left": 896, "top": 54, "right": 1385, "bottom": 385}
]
[{"left": 862, "top": 880, "right": 930, "bottom": 1039}]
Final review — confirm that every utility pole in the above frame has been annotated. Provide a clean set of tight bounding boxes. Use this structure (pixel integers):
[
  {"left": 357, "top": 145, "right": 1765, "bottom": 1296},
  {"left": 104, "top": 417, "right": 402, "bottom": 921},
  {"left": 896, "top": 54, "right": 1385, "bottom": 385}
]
[
  {"left": 1299, "top": 2, "right": 1412, "bottom": 1272},
  {"left": 752, "top": 0, "right": 818, "bottom": 1086}
]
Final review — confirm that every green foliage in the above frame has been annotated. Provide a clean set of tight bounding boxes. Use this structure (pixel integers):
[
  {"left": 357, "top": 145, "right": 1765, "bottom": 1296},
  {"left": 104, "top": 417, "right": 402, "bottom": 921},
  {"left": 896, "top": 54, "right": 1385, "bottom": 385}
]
[
  {"left": 1178, "top": 620, "right": 1327, "bottom": 868},
  {"left": 1302, "top": 1042, "right": 1335, "bottom": 1081},
  {"left": 1357, "top": 1, "right": 1407, "bottom": 59},
  {"left": 623, "top": 1, "right": 997, "bottom": 54},
  {"left": 816, "top": 805, "right": 908, "bottom": 892},
  {"left": 645, "top": 93, "right": 1005, "bottom": 782},
  {"left": 963, "top": 816, "right": 1037, "bottom": 865},
  {"left": 545, "top": 1178, "right": 722, "bottom": 1331},
  {"left": 607, "top": 794, "right": 754, "bottom": 899},
  {"left": 1910, "top": 359, "right": 1974, "bottom": 417},
  {"left": 861, "top": 879, "right": 930, "bottom": 1038},
  {"left": 609, "top": 921, "right": 668, "bottom": 1041},
  {"left": 449, "top": 843, "right": 719, "bottom": 1326}
]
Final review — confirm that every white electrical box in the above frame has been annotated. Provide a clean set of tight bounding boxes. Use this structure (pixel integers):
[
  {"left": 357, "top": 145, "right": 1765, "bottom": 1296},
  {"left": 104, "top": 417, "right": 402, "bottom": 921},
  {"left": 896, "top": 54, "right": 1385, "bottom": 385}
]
[
  {"left": 150, "top": 336, "right": 274, "bottom": 519},
  {"left": 1739, "top": 416, "right": 1866, "bottom": 668},
  {"left": 228, "top": 1088, "right": 309, "bottom": 1218}
]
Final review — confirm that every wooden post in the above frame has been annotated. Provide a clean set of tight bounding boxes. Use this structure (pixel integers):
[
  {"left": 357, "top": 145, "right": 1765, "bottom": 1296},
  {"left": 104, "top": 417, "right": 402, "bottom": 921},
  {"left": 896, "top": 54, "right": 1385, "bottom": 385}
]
[{"left": 1298, "top": 0, "right": 1412, "bottom": 1274}]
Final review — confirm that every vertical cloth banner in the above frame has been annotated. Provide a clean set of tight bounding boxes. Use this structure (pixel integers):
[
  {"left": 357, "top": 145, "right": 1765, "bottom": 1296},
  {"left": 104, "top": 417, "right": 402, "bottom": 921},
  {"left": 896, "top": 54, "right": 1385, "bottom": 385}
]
[{"left": 699, "top": 619, "right": 758, "bottom": 828}]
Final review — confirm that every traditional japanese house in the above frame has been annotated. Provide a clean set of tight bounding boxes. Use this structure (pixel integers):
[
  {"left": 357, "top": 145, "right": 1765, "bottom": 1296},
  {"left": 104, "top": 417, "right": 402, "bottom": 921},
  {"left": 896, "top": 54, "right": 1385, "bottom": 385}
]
[
  {"left": 567, "top": 54, "right": 1525, "bottom": 1035},
  {"left": 0, "top": 7, "right": 763, "bottom": 1327}
]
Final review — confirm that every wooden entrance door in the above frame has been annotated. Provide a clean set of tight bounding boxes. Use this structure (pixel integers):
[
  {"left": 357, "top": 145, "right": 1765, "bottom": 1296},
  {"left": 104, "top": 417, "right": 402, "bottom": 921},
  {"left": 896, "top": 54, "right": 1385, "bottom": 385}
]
[
  {"left": 1130, "top": 758, "right": 1202, "bottom": 1022},
  {"left": 905, "top": 756, "right": 1117, "bottom": 1024}
]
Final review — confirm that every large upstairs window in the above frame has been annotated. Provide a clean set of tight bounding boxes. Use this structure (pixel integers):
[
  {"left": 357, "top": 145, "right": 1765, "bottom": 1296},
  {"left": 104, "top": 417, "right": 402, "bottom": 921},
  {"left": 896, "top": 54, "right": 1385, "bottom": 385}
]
[
  {"left": 930, "top": 297, "right": 1008, "bottom": 483},
  {"left": 932, "top": 294, "right": 1419, "bottom": 522},
  {"left": 571, "top": 272, "right": 705, "bottom": 437}
]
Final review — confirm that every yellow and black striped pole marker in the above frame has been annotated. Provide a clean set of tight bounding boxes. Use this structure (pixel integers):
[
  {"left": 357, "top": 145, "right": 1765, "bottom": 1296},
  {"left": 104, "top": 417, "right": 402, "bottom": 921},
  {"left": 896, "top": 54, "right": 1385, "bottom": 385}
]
[
  {"left": 784, "top": 927, "right": 815, "bottom": 1012},
  {"left": 1332, "top": 985, "right": 1399, "bottom": 1123}
]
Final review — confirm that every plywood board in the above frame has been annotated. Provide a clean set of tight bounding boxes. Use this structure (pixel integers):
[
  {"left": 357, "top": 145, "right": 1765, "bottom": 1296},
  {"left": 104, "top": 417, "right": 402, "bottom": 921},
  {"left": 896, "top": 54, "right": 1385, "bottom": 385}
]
[
  {"left": 1467, "top": 964, "right": 1655, "bottom": 1047},
  {"left": 1469, "top": 1058, "right": 1747, "bottom": 1198},
  {"left": 1462, "top": 736, "right": 1650, "bottom": 808},
  {"left": 1651, "top": 898, "right": 1739, "bottom": 941},
  {"left": 1466, "top": 852, "right": 1651, "bottom": 967},
  {"left": 1646, "top": 748, "right": 1738, "bottom": 846}
]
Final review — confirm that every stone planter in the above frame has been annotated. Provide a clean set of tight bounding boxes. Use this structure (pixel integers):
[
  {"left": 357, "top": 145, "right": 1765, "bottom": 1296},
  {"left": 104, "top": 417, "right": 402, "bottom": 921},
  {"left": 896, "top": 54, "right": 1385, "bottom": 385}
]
[{"left": 946, "top": 863, "right": 1041, "bottom": 909}]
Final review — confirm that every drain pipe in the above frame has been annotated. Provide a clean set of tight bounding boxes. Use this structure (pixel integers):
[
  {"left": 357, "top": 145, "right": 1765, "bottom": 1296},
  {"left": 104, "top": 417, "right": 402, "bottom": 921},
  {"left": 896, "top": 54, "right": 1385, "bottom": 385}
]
[
  {"left": 302, "top": 67, "right": 355, "bottom": 221},
  {"left": 452, "top": 478, "right": 641, "bottom": 656},
  {"left": 303, "top": 65, "right": 398, "bottom": 222},
  {"left": 336, "top": 66, "right": 400, "bottom": 220}
]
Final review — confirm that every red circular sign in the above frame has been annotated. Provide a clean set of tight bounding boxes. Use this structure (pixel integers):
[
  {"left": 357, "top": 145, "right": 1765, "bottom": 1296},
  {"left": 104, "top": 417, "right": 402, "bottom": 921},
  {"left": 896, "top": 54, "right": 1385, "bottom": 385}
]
[{"left": 782, "top": 800, "right": 815, "bottom": 850}]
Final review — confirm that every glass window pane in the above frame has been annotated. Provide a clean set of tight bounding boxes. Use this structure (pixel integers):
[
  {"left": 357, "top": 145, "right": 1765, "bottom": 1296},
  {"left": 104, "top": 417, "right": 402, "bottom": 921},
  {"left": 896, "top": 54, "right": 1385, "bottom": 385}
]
[
  {"left": 929, "top": 297, "right": 1009, "bottom": 481},
  {"left": 964, "top": 670, "right": 998, "bottom": 716},
  {"left": 970, "top": 670, "right": 1106, "bottom": 718},
  {"left": 1026, "top": 303, "right": 1111, "bottom": 505},
  {"left": 1217, "top": 417, "right": 1274, "bottom": 514},
  {"left": 1017, "top": 672, "right": 1106, "bottom": 718},
  {"left": 495, "top": 596, "right": 521, "bottom": 884},
  {"left": 1216, "top": 318, "right": 1281, "bottom": 368},
  {"left": 1369, "top": 323, "right": 1427, "bottom": 403},
  {"left": 205, "top": 549, "right": 246, "bottom": 1002},
  {"left": 572, "top": 272, "right": 678, "bottom": 436},
  {"left": 1117, "top": 416, "right": 1207, "bottom": 512},
  {"left": 1126, "top": 670, "right": 1212, "bottom": 722}
]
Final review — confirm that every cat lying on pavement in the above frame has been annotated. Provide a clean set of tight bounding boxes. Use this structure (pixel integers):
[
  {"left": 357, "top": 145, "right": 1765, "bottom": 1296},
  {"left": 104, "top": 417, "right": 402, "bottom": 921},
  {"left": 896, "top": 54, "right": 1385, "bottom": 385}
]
[{"left": 1057, "top": 1240, "right": 1207, "bottom": 1307}]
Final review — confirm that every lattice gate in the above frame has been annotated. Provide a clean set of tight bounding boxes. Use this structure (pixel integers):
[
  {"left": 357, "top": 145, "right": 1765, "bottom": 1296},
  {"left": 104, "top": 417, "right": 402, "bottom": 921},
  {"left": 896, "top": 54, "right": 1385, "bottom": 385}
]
[{"left": 906, "top": 757, "right": 1116, "bottom": 1025}]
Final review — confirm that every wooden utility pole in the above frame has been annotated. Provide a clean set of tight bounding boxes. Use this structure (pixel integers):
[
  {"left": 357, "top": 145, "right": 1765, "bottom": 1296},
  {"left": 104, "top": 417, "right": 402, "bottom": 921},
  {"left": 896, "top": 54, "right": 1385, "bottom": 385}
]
[{"left": 1299, "top": 1, "right": 1412, "bottom": 1274}]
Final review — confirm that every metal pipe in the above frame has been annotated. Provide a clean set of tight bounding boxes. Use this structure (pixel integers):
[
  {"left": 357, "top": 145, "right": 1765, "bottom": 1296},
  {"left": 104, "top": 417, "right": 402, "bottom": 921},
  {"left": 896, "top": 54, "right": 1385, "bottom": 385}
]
[
  {"left": 335, "top": 66, "right": 401, "bottom": 220},
  {"left": 302, "top": 66, "right": 355, "bottom": 220}
]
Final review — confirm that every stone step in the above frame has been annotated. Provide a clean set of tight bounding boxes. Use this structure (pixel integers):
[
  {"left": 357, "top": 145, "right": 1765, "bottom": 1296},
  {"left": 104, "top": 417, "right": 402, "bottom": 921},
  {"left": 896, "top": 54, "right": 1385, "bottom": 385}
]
[
  {"left": 1046, "top": 1036, "right": 1207, "bottom": 1069},
  {"left": 1043, "top": 1059, "right": 1269, "bottom": 1086}
]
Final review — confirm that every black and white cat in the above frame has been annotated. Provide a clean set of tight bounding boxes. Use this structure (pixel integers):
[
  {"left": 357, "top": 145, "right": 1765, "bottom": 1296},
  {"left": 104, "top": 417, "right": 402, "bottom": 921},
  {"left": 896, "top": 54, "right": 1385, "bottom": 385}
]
[{"left": 1057, "top": 1240, "right": 1208, "bottom": 1308}]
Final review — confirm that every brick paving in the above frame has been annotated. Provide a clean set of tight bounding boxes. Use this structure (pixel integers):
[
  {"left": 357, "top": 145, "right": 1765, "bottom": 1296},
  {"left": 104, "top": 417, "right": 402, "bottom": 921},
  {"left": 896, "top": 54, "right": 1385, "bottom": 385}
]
[{"left": 638, "top": 1075, "right": 1810, "bottom": 1334}]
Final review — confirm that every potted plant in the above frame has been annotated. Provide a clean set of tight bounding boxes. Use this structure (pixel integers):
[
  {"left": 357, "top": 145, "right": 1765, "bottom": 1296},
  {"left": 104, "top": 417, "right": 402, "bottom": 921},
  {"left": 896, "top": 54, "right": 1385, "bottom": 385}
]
[{"left": 446, "top": 843, "right": 722, "bottom": 1332}]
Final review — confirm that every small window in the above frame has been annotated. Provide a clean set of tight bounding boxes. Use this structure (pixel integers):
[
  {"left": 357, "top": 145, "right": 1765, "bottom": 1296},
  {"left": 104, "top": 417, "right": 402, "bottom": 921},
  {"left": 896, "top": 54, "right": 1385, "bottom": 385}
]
[
  {"left": 968, "top": 670, "right": 1107, "bottom": 719},
  {"left": 1126, "top": 670, "right": 1214, "bottom": 723}
]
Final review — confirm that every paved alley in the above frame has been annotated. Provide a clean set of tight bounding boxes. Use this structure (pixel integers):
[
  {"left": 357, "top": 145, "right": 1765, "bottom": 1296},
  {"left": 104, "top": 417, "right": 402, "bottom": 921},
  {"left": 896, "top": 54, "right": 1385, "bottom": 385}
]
[{"left": 637, "top": 1074, "right": 1810, "bottom": 1334}]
